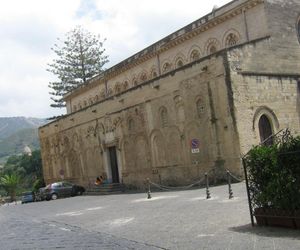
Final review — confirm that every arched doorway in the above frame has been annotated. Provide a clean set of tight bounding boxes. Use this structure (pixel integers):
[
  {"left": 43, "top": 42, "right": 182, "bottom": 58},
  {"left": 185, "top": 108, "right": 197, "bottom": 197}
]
[{"left": 258, "top": 115, "right": 273, "bottom": 145}]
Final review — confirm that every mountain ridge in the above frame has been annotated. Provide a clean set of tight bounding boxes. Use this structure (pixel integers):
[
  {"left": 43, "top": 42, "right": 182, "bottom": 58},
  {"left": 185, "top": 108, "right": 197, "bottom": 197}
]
[
  {"left": 0, "top": 128, "right": 40, "bottom": 157},
  {"left": 0, "top": 117, "right": 47, "bottom": 139}
]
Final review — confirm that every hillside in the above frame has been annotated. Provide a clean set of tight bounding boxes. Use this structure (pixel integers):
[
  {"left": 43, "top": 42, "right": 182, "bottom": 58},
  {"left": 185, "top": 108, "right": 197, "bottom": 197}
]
[
  {"left": 0, "top": 128, "right": 41, "bottom": 158},
  {"left": 0, "top": 117, "right": 47, "bottom": 164},
  {"left": 0, "top": 117, "right": 46, "bottom": 140}
]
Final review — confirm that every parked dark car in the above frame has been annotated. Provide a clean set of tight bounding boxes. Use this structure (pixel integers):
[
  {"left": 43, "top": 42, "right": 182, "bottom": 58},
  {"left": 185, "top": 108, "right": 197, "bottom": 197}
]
[
  {"left": 40, "top": 181, "right": 85, "bottom": 201},
  {"left": 21, "top": 191, "right": 35, "bottom": 204}
]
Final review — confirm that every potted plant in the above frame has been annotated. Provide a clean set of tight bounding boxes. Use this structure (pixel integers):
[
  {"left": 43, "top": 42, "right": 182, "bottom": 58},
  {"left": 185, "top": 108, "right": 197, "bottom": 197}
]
[{"left": 245, "top": 133, "right": 300, "bottom": 229}]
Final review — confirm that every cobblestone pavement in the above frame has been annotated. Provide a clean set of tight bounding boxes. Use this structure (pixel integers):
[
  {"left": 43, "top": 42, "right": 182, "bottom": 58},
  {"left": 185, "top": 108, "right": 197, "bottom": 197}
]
[
  {"left": 1, "top": 182, "right": 300, "bottom": 250},
  {"left": 0, "top": 212, "right": 163, "bottom": 249}
]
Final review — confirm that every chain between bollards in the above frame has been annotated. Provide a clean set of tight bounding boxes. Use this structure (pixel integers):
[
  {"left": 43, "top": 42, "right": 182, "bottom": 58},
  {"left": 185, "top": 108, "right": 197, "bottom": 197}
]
[
  {"left": 227, "top": 170, "right": 234, "bottom": 199},
  {"left": 205, "top": 173, "right": 211, "bottom": 199},
  {"left": 147, "top": 178, "right": 152, "bottom": 199}
]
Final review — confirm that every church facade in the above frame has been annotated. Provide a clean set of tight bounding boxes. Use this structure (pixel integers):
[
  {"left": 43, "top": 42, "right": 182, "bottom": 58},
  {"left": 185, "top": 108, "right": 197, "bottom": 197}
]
[{"left": 39, "top": 0, "right": 300, "bottom": 188}]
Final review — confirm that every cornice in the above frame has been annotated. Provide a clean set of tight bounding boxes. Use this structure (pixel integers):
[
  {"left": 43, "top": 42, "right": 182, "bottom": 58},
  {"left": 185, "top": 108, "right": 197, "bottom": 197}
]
[{"left": 44, "top": 35, "right": 273, "bottom": 132}]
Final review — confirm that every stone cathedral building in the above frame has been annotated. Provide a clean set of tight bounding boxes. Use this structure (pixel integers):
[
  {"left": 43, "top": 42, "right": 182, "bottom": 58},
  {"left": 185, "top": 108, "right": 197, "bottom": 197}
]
[{"left": 39, "top": 0, "right": 300, "bottom": 188}]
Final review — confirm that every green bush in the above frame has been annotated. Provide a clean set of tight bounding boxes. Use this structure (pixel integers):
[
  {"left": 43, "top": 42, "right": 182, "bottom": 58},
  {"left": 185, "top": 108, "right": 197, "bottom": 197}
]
[
  {"left": 0, "top": 174, "right": 21, "bottom": 202},
  {"left": 245, "top": 135, "right": 300, "bottom": 210}
]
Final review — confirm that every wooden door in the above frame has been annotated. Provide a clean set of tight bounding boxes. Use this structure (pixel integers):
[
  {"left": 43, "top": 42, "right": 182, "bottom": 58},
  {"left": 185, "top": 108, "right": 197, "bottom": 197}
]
[{"left": 109, "top": 147, "right": 120, "bottom": 183}]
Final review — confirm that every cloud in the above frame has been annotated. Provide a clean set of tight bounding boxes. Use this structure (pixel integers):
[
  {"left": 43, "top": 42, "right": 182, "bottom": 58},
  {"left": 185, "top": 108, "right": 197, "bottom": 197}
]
[
  {"left": 0, "top": 74, "right": 62, "bottom": 118},
  {"left": 76, "top": 0, "right": 103, "bottom": 20},
  {"left": 81, "top": 0, "right": 231, "bottom": 65},
  {"left": 0, "top": 0, "right": 81, "bottom": 118},
  {"left": 0, "top": 18, "right": 58, "bottom": 55}
]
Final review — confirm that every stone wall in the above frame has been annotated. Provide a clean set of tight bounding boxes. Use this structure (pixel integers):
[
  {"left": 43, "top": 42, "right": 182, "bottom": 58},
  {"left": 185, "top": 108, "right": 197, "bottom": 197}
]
[{"left": 40, "top": 54, "right": 242, "bottom": 188}]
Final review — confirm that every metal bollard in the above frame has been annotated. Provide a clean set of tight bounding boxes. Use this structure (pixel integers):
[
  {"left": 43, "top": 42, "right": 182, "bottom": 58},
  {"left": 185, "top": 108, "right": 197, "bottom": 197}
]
[
  {"left": 147, "top": 178, "right": 152, "bottom": 199},
  {"left": 227, "top": 170, "right": 234, "bottom": 199},
  {"left": 205, "top": 173, "right": 211, "bottom": 199}
]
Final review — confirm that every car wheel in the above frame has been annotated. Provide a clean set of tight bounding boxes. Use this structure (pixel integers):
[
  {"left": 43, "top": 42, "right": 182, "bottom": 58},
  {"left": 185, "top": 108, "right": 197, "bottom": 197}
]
[
  {"left": 77, "top": 190, "right": 82, "bottom": 196},
  {"left": 51, "top": 193, "right": 58, "bottom": 200}
]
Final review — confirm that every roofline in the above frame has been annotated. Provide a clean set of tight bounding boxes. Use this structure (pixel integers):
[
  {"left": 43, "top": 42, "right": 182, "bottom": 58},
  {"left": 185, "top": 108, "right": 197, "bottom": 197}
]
[{"left": 64, "top": 0, "right": 263, "bottom": 100}]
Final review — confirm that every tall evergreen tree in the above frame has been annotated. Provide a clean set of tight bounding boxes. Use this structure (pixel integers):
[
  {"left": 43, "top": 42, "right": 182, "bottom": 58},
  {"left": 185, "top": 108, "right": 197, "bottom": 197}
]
[{"left": 47, "top": 26, "right": 109, "bottom": 108}]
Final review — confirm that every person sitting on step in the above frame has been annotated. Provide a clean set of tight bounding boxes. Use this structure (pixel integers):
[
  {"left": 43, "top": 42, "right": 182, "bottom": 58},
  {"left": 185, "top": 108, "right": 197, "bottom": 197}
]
[{"left": 95, "top": 176, "right": 103, "bottom": 186}]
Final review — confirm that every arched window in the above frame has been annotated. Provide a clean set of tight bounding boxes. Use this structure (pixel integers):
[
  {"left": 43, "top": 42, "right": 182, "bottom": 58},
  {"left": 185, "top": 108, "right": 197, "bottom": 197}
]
[
  {"left": 107, "top": 88, "right": 113, "bottom": 96},
  {"left": 258, "top": 115, "right": 273, "bottom": 145},
  {"left": 225, "top": 33, "right": 239, "bottom": 47},
  {"left": 206, "top": 39, "right": 219, "bottom": 55},
  {"left": 114, "top": 83, "right": 122, "bottom": 94},
  {"left": 151, "top": 70, "right": 158, "bottom": 78},
  {"left": 174, "top": 56, "right": 185, "bottom": 68},
  {"left": 123, "top": 81, "right": 129, "bottom": 90},
  {"left": 190, "top": 50, "right": 200, "bottom": 61},
  {"left": 176, "top": 60, "right": 183, "bottom": 68},
  {"left": 132, "top": 78, "right": 138, "bottom": 86},
  {"left": 140, "top": 73, "right": 147, "bottom": 82},
  {"left": 160, "top": 107, "right": 168, "bottom": 127},
  {"left": 100, "top": 89, "right": 106, "bottom": 98},
  {"left": 196, "top": 99, "right": 205, "bottom": 118},
  {"left": 162, "top": 62, "right": 171, "bottom": 73},
  {"left": 209, "top": 45, "right": 217, "bottom": 54},
  {"left": 128, "top": 118, "right": 135, "bottom": 131}
]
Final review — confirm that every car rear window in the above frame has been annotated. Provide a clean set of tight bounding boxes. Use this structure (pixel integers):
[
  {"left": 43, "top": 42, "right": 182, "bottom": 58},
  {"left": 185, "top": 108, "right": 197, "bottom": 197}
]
[
  {"left": 63, "top": 182, "right": 73, "bottom": 187},
  {"left": 51, "top": 183, "right": 61, "bottom": 187}
]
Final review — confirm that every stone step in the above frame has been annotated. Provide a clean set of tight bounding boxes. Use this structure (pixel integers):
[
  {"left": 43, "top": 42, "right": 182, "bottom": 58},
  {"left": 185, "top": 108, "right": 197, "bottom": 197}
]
[
  {"left": 88, "top": 184, "right": 125, "bottom": 191},
  {"left": 85, "top": 183, "right": 125, "bottom": 196}
]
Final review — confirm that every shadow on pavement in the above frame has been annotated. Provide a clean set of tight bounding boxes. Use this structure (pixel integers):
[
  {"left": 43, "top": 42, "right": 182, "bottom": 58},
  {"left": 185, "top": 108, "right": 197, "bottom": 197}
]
[{"left": 229, "top": 224, "right": 300, "bottom": 239}]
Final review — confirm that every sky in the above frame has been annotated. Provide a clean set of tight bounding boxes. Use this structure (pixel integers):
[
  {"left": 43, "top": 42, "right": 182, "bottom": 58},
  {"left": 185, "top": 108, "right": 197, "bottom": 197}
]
[{"left": 0, "top": 0, "right": 231, "bottom": 119}]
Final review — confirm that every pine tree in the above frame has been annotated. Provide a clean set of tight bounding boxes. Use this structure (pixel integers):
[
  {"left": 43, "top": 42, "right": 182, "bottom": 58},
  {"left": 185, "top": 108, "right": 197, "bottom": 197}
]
[{"left": 47, "top": 26, "right": 109, "bottom": 108}]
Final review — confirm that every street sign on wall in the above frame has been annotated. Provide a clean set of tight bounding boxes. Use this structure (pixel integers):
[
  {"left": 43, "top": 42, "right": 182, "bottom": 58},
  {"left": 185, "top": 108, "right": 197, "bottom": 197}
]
[
  {"left": 190, "top": 139, "right": 199, "bottom": 149},
  {"left": 190, "top": 139, "right": 200, "bottom": 154}
]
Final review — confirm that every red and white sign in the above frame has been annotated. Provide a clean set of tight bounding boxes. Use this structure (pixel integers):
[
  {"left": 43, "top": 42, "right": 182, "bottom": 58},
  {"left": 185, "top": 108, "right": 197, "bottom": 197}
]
[{"left": 190, "top": 139, "right": 199, "bottom": 149}]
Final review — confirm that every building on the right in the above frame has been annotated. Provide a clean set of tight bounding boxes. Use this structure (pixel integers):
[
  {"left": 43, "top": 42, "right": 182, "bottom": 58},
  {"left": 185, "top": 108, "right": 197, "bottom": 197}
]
[
  {"left": 227, "top": 0, "right": 300, "bottom": 154},
  {"left": 39, "top": 0, "right": 300, "bottom": 188}
]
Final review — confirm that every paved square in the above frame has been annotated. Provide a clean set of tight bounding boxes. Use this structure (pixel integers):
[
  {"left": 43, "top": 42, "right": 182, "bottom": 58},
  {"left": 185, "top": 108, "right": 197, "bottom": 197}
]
[{"left": 1, "top": 182, "right": 299, "bottom": 249}]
